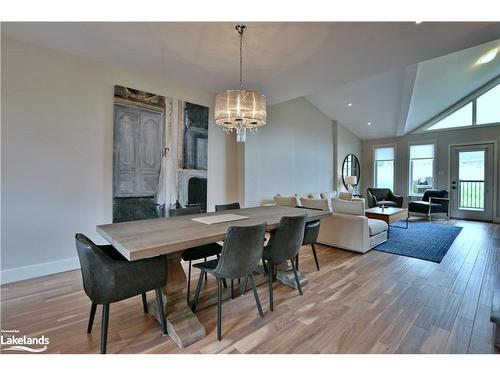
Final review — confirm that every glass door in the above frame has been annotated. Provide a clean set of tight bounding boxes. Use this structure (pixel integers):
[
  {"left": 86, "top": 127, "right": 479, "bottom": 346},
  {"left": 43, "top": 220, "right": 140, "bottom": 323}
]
[{"left": 450, "top": 144, "right": 494, "bottom": 221}]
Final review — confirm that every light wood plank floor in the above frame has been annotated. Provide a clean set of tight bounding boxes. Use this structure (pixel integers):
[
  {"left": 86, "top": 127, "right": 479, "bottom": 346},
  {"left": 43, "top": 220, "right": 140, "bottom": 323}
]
[{"left": 1, "top": 219, "right": 499, "bottom": 354}]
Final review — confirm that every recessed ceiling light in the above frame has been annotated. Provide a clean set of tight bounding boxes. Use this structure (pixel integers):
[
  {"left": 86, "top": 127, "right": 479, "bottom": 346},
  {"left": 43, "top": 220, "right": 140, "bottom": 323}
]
[
  {"left": 477, "top": 48, "right": 498, "bottom": 65},
  {"left": 347, "top": 102, "right": 352, "bottom": 107},
  {"left": 367, "top": 122, "right": 372, "bottom": 126}
]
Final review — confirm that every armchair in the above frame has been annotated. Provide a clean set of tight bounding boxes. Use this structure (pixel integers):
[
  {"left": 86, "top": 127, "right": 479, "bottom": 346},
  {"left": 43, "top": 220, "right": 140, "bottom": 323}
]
[
  {"left": 366, "top": 188, "right": 403, "bottom": 208},
  {"left": 408, "top": 189, "right": 449, "bottom": 220}
]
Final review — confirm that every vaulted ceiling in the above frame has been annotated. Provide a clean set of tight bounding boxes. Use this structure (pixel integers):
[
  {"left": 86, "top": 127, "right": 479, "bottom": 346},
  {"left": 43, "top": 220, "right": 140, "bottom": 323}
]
[{"left": 3, "top": 22, "right": 500, "bottom": 139}]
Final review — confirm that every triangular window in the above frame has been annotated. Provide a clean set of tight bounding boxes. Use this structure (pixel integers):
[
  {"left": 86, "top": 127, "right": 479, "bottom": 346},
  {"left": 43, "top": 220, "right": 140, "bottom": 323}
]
[{"left": 425, "top": 81, "right": 500, "bottom": 131}]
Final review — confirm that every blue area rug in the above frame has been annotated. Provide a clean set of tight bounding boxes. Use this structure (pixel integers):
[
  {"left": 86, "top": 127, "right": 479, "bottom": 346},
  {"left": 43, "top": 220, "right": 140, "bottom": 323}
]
[{"left": 374, "top": 221, "right": 462, "bottom": 263}]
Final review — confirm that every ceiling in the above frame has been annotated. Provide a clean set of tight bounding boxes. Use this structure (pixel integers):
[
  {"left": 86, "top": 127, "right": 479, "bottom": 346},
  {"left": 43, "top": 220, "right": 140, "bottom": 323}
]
[{"left": 3, "top": 22, "right": 500, "bottom": 139}]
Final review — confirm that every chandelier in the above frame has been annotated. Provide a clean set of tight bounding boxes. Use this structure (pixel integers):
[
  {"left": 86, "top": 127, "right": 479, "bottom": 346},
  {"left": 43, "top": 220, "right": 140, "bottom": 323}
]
[{"left": 215, "top": 25, "right": 267, "bottom": 142}]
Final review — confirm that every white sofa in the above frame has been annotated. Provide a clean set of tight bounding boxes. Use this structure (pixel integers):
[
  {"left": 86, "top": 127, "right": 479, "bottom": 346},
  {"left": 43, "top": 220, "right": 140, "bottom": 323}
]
[
  {"left": 273, "top": 193, "right": 388, "bottom": 254},
  {"left": 316, "top": 198, "right": 388, "bottom": 253}
]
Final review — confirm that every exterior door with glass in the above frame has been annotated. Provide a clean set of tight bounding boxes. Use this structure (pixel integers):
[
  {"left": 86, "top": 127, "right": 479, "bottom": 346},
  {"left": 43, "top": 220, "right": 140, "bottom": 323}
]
[{"left": 450, "top": 144, "right": 494, "bottom": 221}]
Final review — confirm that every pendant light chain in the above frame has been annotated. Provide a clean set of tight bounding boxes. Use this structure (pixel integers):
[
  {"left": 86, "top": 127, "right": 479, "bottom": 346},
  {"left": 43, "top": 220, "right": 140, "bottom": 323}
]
[{"left": 238, "top": 26, "right": 244, "bottom": 90}]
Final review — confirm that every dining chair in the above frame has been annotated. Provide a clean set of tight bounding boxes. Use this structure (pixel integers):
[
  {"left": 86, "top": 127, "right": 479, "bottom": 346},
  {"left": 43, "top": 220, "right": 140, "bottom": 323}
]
[
  {"left": 169, "top": 205, "right": 225, "bottom": 303},
  {"left": 295, "top": 219, "right": 321, "bottom": 271},
  {"left": 215, "top": 202, "right": 241, "bottom": 212},
  {"left": 215, "top": 202, "right": 242, "bottom": 297},
  {"left": 191, "top": 222, "right": 266, "bottom": 341},
  {"left": 262, "top": 214, "right": 307, "bottom": 311},
  {"left": 75, "top": 233, "right": 167, "bottom": 354}
]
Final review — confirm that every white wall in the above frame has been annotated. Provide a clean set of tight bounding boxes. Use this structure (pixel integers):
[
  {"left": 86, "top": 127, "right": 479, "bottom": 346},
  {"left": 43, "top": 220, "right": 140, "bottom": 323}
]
[
  {"left": 335, "top": 122, "right": 362, "bottom": 192},
  {"left": 1, "top": 37, "right": 238, "bottom": 283},
  {"left": 360, "top": 126, "right": 500, "bottom": 220},
  {"left": 242, "top": 97, "right": 335, "bottom": 206}
]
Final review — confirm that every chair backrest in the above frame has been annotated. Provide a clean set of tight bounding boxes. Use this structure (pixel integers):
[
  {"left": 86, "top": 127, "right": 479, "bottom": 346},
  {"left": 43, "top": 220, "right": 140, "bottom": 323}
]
[
  {"left": 302, "top": 220, "right": 321, "bottom": 245},
  {"left": 75, "top": 233, "right": 117, "bottom": 301},
  {"left": 267, "top": 214, "right": 307, "bottom": 264},
  {"left": 113, "top": 197, "right": 163, "bottom": 223},
  {"left": 169, "top": 205, "right": 202, "bottom": 217},
  {"left": 422, "top": 189, "right": 448, "bottom": 202},
  {"left": 367, "top": 188, "right": 390, "bottom": 201},
  {"left": 215, "top": 202, "right": 241, "bottom": 212},
  {"left": 214, "top": 223, "right": 267, "bottom": 279}
]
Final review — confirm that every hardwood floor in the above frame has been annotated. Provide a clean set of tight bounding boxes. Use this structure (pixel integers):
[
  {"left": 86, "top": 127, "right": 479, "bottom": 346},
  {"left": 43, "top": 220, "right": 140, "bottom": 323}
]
[{"left": 1, "top": 219, "right": 499, "bottom": 354}]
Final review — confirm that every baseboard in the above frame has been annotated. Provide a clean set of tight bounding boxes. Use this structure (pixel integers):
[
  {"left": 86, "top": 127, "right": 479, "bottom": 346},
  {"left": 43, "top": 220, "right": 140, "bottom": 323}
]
[{"left": 0, "top": 257, "right": 80, "bottom": 285}]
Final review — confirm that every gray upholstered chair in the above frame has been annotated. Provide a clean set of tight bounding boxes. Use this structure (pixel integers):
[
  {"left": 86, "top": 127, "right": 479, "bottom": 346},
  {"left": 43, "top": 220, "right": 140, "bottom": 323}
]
[
  {"left": 215, "top": 202, "right": 241, "bottom": 211},
  {"left": 75, "top": 233, "right": 167, "bottom": 354},
  {"left": 366, "top": 188, "right": 403, "bottom": 208},
  {"left": 215, "top": 202, "right": 242, "bottom": 297},
  {"left": 408, "top": 189, "right": 449, "bottom": 220},
  {"left": 191, "top": 223, "right": 267, "bottom": 341},
  {"left": 296, "top": 219, "right": 321, "bottom": 271},
  {"left": 262, "top": 214, "right": 307, "bottom": 311},
  {"left": 169, "top": 205, "right": 202, "bottom": 217},
  {"left": 169, "top": 205, "right": 224, "bottom": 303}
]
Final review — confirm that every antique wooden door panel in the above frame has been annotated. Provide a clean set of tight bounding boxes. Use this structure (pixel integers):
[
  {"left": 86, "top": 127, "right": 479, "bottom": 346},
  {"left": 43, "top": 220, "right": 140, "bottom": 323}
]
[
  {"left": 113, "top": 104, "right": 163, "bottom": 197},
  {"left": 137, "top": 111, "right": 163, "bottom": 195}
]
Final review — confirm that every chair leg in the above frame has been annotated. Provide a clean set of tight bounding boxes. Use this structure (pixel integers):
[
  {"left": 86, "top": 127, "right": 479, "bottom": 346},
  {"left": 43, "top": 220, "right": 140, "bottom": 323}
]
[
  {"left": 295, "top": 253, "right": 299, "bottom": 270},
  {"left": 217, "top": 254, "right": 228, "bottom": 289},
  {"left": 248, "top": 274, "right": 264, "bottom": 318},
  {"left": 191, "top": 270, "right": 205, "bottom": 312},
  {"left": 100, "top": 304, "right": 109, "bottom": 354},
  {"left": 230, "top": 279, "right": 234, "bottom": 299},
  {"left": 217, "top": 278, "right": 222, "bottom": 341},
  {"left": 262, "top": 258, "right": 268, "bottom": 274},
  {"left": 186, "top": 260, "right": 192, "bottom": 304},
  {"left": 311, "top": 243, "right": 320, "bottom": 271},
  {"left": 268, "top": 260, "right": 274, "bottom": 311},
  {"left": 240, "top": 276, "right": 248, "bottom": 295},
  {"left": 141, "top": 292, "right": 148, "bottom": 314},
  {"left": 87, "top": 302, "right": 97, "bottom": 334},
  {"left": 155, "top": 288, "right": 168, "bottom": 336},
  {"left": 204, "top": 258, "right": 208, "bottom": 282},
  {"left": 290, "top": 258, "right": 303, "bottom": 296}
]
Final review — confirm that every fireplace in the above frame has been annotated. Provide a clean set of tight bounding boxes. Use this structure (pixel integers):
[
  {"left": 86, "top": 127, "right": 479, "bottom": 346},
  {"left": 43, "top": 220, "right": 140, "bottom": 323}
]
[{"left": 177, "top": 169, "right": 207, "bottom": 212}]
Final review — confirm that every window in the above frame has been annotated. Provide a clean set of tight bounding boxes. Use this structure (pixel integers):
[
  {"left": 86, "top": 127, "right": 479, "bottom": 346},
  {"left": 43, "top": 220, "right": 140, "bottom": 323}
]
[
  {"left": 428, "top": 103, "right": 472, "bottom": 130},
  {"left": 476, "top": 84, "right": 500, "bottom": 125},
  {"left": 374, "top": 146, "right": 395, "bottom": 190},
  {"left": 409, "top": 144, "right": 435, "bottom": 196},
  {"left": 426, "top": 82, "right": 500, "bottom": 131}
]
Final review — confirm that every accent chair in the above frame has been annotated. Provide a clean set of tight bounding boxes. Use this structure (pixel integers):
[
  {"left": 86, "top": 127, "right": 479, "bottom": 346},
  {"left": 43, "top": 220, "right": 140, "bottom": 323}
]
[
  {"left": 408, "top": 189, "right": 449, "bottom": 220},
  {"left": 366, "top": 188, "right": 403, "bottom": 208}
]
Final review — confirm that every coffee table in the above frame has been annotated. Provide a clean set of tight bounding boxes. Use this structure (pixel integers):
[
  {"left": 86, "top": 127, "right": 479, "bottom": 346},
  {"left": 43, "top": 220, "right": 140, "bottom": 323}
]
[{"left": 365, "top": 207, "right": 408, "bottom": 237}]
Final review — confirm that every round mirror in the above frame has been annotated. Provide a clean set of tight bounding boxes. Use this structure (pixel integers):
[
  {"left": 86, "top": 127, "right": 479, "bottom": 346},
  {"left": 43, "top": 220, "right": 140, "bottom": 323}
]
[{"left": 342, "top": 154, "right": 360, "bottom": 191}]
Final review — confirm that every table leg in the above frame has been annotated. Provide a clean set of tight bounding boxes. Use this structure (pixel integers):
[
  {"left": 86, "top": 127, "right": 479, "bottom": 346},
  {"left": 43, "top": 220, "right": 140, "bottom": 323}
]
[
  {"left": 148, "top": 252, "right": 206, "bottom": 348},
  {"left": 275, "top": 259, "right": 309, "bottom": 290}
]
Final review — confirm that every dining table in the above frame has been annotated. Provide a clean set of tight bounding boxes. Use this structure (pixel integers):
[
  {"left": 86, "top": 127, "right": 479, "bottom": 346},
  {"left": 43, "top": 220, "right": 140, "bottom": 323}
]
[{"left": 96, "top": 205, "right": 330, "bottom": 348}]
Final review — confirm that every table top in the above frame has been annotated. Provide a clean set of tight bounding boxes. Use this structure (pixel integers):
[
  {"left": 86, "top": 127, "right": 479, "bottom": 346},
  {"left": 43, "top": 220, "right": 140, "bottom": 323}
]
[
  {"left": 365, "top": 207, "right": 407, "bottom": 216},
  {"left": 97, "top": 205, "right": 330, "bottom": 261}
]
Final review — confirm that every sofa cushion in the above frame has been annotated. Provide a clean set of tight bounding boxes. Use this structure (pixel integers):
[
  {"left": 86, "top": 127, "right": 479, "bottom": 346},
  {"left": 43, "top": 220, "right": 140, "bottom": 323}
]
[
  {"left": 331, "top": 197, "right": 364, "bottom": 215},
  {"left": 273, "top": 195, "right": 300, "bottom": 207},
  {"left": 338, "top": 192, "right": 353, "bottom": 201},
  {"left": 320, "top": 191, "right": 337, "bottom": 200},
  {"left": 368, "top": 219, "right": 388, "bottom": 236},
  {"left": 300, "top": 197, "right": 330, "bottom": 211}
]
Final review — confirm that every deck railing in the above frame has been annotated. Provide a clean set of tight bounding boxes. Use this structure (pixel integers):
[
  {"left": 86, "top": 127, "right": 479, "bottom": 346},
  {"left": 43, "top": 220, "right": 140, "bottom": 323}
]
[{"left": 459, "top": 180, "right": 484, "bottom": 210}]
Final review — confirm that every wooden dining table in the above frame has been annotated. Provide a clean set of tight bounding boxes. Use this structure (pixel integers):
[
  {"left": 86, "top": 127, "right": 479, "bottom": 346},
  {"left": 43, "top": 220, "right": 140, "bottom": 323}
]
[{"left": 96, "top": 205, "right": 330, "bottom": 348}]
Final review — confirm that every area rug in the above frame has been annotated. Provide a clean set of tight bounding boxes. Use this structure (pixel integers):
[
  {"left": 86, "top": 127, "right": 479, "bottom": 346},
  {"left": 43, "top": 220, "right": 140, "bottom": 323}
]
[{"left": 374, "top": 221, "right": 462, "bottom": 263}]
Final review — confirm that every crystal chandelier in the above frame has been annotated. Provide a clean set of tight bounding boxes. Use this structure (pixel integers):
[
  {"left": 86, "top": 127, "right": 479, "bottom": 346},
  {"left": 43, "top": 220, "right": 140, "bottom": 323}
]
[{"left": 215, "top": 25, "right": 267, "bottom": 142}]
